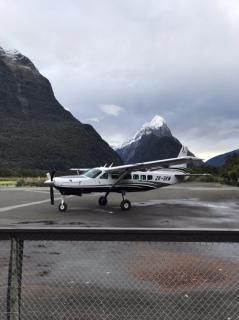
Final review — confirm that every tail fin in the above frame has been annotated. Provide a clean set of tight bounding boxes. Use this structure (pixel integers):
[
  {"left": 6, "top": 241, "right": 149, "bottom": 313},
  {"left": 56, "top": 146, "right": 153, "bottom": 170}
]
[
  {"left": 170, "top": 146, "right": 188, "bottom": 169},
  {"left": 177, "top": 146, "right": 188, "bottom": 158}
]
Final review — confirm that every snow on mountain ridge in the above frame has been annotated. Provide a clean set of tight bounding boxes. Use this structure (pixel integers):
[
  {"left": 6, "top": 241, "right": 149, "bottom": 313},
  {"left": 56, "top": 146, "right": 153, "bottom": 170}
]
[
  {"left": 114, "top": 115, "right": 170, "bottom": 150},
  {"left": 141, "top": 115, "right": 165, "bottom": 130},
  {"left": 0, "top": 46, "right": 39, "bottom": 74},
  {"left": 0, "top": 47, "right": 21, "bottom": 60},
  {"left": 133, "top": 115, "right": 166, "bottom": 141}
]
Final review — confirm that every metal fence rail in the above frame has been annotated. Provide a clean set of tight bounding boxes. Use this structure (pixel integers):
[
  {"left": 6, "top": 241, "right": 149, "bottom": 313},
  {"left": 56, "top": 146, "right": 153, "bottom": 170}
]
[{"left": 1, "top": 228, "right": 239, "bottom": 320}]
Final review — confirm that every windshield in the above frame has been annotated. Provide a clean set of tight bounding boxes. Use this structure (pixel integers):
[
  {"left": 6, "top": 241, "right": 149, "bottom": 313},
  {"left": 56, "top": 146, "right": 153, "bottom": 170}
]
[{"left": 84, "top": 169, "right": 102, "bottom": 178}]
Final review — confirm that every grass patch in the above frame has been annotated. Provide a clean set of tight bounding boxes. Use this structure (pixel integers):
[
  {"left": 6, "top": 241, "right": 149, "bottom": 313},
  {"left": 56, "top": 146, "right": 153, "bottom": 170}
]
[
  {"left": 16, "top": 177, "right": 46, "bottom": 187},
  {"left": 0, "top": 179, "right": 16, "bottom": 187},
  {"left": 0, "top": 177, "right": 46, "bottom": 187}
]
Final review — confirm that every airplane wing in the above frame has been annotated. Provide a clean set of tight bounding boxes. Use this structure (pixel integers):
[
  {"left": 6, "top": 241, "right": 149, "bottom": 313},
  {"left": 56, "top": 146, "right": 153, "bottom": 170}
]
[{"left": 103, "top": 156, "right": 201, "bottom": 173}]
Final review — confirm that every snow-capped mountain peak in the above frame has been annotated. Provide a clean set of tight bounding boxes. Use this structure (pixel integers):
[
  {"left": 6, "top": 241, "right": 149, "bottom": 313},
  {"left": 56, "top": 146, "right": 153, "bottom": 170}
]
[
  {"left": 115, "top": 115, "right": 183, "bottom": 164},
  {"left": 133, "top": 115, "right": 167, "bottom": 141},
  {"left": 141, "top": 115, "right": 165, "bottom": 130},
  {"left": 0, "top": 46, "right": 39, "bottom": 73},
  {"left": 0, "top": 47, "right": 21, "bottom": 61},
  {"left": 115, "top": 115, "right": 171, "bottom": 150}
]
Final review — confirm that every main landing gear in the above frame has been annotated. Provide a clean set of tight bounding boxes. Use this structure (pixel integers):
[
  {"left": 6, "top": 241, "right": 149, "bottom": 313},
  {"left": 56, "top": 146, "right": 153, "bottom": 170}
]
[
  {"left": 98, "top": 192, "right": 131, "bottom": 211},
  {"left": 57, "top": 192, "right": 132, "bottom": 212},
  {"left": 98, "top": 196, "right": 108, "bottom": 206},
  {"left": 120, "top": 199, "right": 131, "bottom": 211}
]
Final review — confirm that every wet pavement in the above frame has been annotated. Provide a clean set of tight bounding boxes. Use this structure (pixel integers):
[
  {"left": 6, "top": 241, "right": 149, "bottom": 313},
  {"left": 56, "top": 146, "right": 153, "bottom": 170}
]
[
  {"left": 1, "top": 182, "right": 239, "bottom": 319},
  {"left": 0, "top": 182, "right": 238, "bottom": 228}
]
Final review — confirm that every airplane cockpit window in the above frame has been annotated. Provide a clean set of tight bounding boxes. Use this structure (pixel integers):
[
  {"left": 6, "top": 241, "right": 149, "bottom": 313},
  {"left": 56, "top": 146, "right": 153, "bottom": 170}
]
[
  {"left": 100, "top": 172, "right": 108, "bottom": 179},
  {"left": 84, "top": 169, "right": 102, "bottom": 178},
  {"left": 147, "top": 175, "right": 153, "bottom": 180},
  {"left": 141, "top": 175, "right": 146, "bottom": 180},
  {"left": 133, "top": 174, "right": 139, "bottom": 180}
]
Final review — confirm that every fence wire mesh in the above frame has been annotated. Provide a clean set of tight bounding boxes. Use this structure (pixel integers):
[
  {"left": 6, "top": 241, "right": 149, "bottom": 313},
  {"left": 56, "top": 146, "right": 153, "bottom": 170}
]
[
  {"left": 0, "top": 241, "right": 10, "bottom": 319},
  {"left": 1, "top": 240, "right": 239, "bottom": 320}
]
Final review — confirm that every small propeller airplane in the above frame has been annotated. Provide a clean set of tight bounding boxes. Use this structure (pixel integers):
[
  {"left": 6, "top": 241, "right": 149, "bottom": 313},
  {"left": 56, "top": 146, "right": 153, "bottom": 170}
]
[{"left": 45, "top": 146, "right": 205, "bottom": 212}]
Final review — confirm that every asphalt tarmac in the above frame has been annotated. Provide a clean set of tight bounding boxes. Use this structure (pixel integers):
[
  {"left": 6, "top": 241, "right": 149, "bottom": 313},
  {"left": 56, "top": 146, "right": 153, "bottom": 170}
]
[
  {"left": 1, "top": 182, "right": 239, "bottom": 319},
  {"left": 0, "top": 182, "right": 239, "bottom": 228}
]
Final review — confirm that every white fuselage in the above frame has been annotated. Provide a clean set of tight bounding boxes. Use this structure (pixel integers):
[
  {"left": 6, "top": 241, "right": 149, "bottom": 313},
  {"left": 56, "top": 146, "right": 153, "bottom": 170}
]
[{"left": 50, "top": 167, "right": 187, "bottom": 196}]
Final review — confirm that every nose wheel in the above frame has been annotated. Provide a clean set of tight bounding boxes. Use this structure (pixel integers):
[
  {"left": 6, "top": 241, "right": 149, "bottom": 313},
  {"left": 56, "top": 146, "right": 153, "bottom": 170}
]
[{"left": 58, "top": 201, "right": 68, "bottom": 212}]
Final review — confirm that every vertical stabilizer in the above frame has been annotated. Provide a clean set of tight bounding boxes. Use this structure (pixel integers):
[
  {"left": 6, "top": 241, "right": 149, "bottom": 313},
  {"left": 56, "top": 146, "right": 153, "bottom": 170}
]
[
  {"left": 177, "top": 146, "right": 188, "bottom": 158},
  {"left": 170, "top": 146, "right": 188, "bottom": 168}
]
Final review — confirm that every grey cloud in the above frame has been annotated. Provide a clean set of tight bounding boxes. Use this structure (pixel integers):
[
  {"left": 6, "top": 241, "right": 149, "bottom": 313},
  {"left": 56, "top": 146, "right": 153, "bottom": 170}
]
[{"left": 0, "top": 0, "right": 239, "bottom": 158}]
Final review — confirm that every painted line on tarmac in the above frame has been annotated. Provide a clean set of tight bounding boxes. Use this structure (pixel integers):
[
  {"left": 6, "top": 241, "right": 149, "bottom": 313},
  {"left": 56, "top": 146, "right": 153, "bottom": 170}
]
[
  {"left": 0, "top": 188, "right": 50, "bottom": 193},
  {"left": 0, "top": 198, "right": 61, "bottom": 213}
]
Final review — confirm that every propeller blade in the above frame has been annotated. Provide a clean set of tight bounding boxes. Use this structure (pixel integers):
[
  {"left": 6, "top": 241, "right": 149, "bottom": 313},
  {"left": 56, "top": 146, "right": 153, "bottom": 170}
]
[
  {"left": 50, "top": 185, "right": 54, "bottom": 205},
  {"left": 50, "top": 170, "right": 56, "bottom": 181},
  {"left": 49, "top": 170, "right": 55, "bottom": 205}
]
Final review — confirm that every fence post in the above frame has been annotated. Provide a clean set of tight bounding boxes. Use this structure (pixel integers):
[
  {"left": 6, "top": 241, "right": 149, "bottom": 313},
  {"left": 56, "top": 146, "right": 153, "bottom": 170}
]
[{"left": 7, "top": 237, "right": 24, "bottom": 320}]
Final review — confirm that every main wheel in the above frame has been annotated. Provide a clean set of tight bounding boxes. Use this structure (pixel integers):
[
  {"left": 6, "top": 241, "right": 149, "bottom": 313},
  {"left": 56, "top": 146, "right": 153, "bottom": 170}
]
[
  {"left": 98, "top": 196, "right": 108, "bottom": 206},
  {"left": 120, "top": 199, "right": 131, "bottom": 211},
  {"left": 58, "top": 202, "right": 68, "bottom": 212}
]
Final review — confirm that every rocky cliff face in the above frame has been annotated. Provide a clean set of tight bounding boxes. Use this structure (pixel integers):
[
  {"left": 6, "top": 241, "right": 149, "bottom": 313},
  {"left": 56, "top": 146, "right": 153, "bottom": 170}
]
[
  {"left": 0, "top": 47, "right": 122, "bottom": 171},
  {"left": 115, "top": 115, "right": 184, "bottom": 163}
]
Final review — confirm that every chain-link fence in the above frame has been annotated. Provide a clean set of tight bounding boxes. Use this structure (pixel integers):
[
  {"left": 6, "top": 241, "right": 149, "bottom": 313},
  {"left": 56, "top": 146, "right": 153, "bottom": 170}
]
[
  {"left": 0, "top": 240, "right": 10, "bottom": 319},
  {"left": 1, "top": 229, "right": 239, "bottom": 320}
]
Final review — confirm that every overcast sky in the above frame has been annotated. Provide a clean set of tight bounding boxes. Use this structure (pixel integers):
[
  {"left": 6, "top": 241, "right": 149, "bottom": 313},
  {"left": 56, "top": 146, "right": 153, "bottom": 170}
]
[{"left": 1, "top": 0, "right": 239, "bottom": 159}]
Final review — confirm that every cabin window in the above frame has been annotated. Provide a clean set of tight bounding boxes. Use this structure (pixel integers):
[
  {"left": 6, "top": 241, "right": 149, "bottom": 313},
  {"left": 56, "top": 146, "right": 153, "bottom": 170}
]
[
  {"left": 111, "top": 172, "right": 121, "bottom": 179},
  {"left": 84, "top": 169, "right": 102, "bottom": 178},
  {"left": 147, "top": 175, "right": 153, "bottom": 180},
  {"left": 100, "top": 173, "right": 108, "bottom": 179},
  {"left": 133, "top": 174, "right": 139, "bottom": 180},
  {"left": 123, "top": 174, "right": 132, "bottom": 180},
  {"left": 141, "top": 175, "right": 146, "bottom": 181}
]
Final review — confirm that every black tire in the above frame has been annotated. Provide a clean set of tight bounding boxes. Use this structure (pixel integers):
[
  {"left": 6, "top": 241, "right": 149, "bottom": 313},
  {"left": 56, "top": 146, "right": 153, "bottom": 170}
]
[
  {"left": 98, "top": 196, "right": 108, "bottom": 206},
  {"left": 120, "top": 199, "right": 131, "bottom": 211},
  {"left": 58, "top": 202, "right": 68, "bottom": 212}
]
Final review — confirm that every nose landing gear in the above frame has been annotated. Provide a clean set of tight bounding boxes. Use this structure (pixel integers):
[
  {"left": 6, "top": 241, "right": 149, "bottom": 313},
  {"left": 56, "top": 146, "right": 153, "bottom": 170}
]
[{"left": 58, "top": 198, "right": 68, "bottom": 212}]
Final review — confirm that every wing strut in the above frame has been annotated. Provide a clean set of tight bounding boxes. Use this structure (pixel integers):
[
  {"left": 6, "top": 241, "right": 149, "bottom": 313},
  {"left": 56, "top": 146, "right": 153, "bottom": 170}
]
[{"left": 103, "top": 169, "right": 130, "bottom": 199}]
